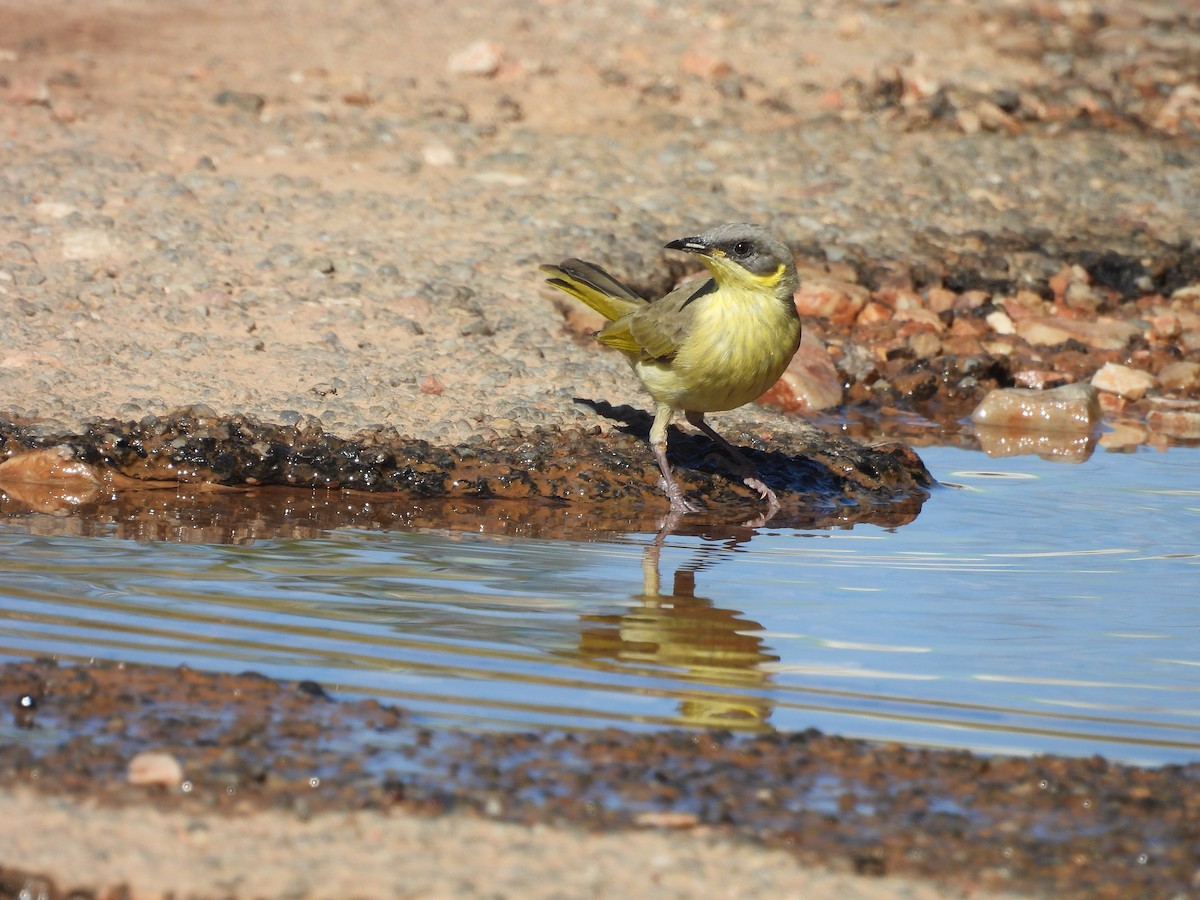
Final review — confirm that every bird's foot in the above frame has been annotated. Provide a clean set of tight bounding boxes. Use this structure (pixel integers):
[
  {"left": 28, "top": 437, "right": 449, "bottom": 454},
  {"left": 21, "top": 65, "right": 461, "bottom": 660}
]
[
  {"left": 658, "top": 475, "right": 701, "bottom": 514},
  {"left": 744, "top": 476, "right": 781, "bottom": 513}
]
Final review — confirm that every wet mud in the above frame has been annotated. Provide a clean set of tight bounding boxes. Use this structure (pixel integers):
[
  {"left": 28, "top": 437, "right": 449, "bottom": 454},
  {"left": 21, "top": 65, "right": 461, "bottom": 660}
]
[
  {"left": 0, "top": 406, "right": 933, "bottom": 533},
  {"left": 2, "top": 658, "right": 1197, "bottom": 899}
]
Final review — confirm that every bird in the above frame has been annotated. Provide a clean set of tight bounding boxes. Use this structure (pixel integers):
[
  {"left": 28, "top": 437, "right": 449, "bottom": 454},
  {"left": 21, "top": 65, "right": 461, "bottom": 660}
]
[{"left": 541, "top": 222, "right": 801, "bottom": 514}]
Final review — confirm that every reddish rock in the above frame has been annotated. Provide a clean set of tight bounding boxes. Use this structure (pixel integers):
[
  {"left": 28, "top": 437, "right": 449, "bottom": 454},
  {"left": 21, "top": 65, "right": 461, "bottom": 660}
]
[
  {"left": 940, "top": 334, "right": 985, "bottom": 357},
  {"left": 970, "top": 383, "right": 1101, "bottom": 433},
  {"left": 855, "top": 302, "right": 892, "bottom": 327},
  {"left": 1158, "top": 360, "right": 1200, "bottom": 394},
  {"left": 447, "top": 41, "right": 506, "bottom": 77},
  {"left": 926, "top": 287, "right": 958, "bottom": 315},
  {"left": 953, "top": 290, "right": 990, "bottom": 313},
  {"left": 1147, "top": 311, "right": 1183, "bottom": 340},
  {"left": 1012, "top": 369, "right": 1070, "bottom": 390},
  {"left": 1048, "top": 265, "right": 1078, "bottom": 302},
  {"left": 1016, "top": 316, "right": 1139, "bottom": 350},
  {"left": 948, "top": 317, "right": 986, "bottom": 338},
  {"left": 759, "top": 330, "right": 843, "bottom": 412},
  {"left": 678, "top": 50, "right": 733, "bottom": 80},
  {"left": 128, "top": 751, "right": 185, "bottom": 787},
  {"left": 893, "top": 308, "right": 945, "bottom": 332},
  {"left": 873, "top": 287, "right": 922, "bottom": 311},
  {"left": 1090, "top": 362, "right": 1156, "bottom": 400},
  {"left": 1062, "top": 281, "right": 1105, "bottom": 313},
  {"left": 0, "top": 446, "right": 104, "bottom": 487},
  {"left": 1097, "top": 392, "right": 1127, "bottom": 416},
  {"left": 998, "top": 291, "right": 1047, "bottom": 318},
  {"left": 793, "top": 278, "right": 869, "bottom": 326},
  {"left": 902, "top": 328, "right": 942, "bottom": 360}
]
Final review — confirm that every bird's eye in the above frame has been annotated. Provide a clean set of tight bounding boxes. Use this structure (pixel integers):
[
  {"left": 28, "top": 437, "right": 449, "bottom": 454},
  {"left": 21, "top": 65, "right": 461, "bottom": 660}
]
[{"left": 732, "top": 241, "right": 752, "bottom": 257}]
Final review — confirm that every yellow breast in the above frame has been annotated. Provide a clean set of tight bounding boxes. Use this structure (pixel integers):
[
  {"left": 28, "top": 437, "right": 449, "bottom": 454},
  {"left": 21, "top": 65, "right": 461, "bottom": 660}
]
[{"left": 634, "top": 285, "right": 800, "bottom": 413}]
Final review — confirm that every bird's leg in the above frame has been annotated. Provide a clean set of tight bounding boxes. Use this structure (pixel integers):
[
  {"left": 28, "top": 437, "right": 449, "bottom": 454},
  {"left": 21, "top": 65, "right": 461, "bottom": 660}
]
[
  {"left": 651, "top": 404, "right": 700, "bottom": 514},
  {"left": 685, "top": 410, "right": 780, "bottom": 513}
]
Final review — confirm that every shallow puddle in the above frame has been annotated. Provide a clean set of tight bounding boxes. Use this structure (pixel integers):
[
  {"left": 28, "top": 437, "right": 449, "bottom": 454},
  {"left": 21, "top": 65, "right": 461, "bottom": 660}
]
[{"left": 1, "top": 444, "right": 1198, "bottom": 765}]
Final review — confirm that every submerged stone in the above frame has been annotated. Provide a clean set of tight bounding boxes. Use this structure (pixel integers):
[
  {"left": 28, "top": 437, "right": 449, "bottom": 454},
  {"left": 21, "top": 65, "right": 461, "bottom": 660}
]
[{"left": 969, "top": 382, "right": 1101, "bottom": 434}]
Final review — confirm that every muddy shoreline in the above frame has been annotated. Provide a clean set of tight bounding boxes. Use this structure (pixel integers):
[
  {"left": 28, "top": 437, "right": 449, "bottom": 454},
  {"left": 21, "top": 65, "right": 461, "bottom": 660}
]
[{"left": 3, "top": 658, "right": 1198, "bottom": 899}]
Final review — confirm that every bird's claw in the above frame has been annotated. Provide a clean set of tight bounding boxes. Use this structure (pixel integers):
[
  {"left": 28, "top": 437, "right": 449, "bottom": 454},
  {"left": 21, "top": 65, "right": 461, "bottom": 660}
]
[{"left": 658, "top": 476, "right": 701, "bottom": 514}]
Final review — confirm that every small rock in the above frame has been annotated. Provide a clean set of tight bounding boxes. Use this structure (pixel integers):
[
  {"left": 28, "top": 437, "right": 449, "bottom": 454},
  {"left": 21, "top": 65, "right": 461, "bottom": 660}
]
[
  {"left": 1012, "top": 369, "right": 1069, "bottom": 390},
  {"left": 0, "top": 446, "right": 103, "bottom": 486},
  {"left": 419, "top": 375, "right": 445, "bottom": 396},
  {"left": 793, "top": 278, "right": 868, "bottom": 326},
  {"left": 970, "top": 382, "right": 1101, "bottom": 434},
  {"left": 128, "top": 751, "right": 185, "bottom": 787},
  {"left": 422, "top": 142, "right": 460, "bottom": 167},
  {"left": 1063, "top": 281, "right": 1104, "bottom": 312},
  {"left": 448, "top": 41, "right": 506, "bottom": 77},
  {"left": 213, "top": 90, "right": 266, "bottom": 113},
  {"left": 678, "top": 49, "right": 732, "bottom": 79},
  {"left": 7, "top": 75, "right": 50, "bottom": 106},
  {"left": 1015, "top": 316, "right": 1139, "bottom": 351},
  {"left": 855, "top": 301, "right": 892, "bottom": 327},
  {"left": 1147, "top": 311, "right": 1182, "bottom": 340},
  {"left": 926, "top": 287, "right": 958, "bottom": 315},
  {"left": 985, "top": 309, "right": 1015, "bottom": 335},
  {"left": 903, "top": 328, "right": 942, "bottom": 360},
  {"left": 1153, "top": 83, "right": 1200, "bottom": 135},
  {"left": 759, "top": 330, "right": 843, "bottom": 413},
  {"left": 893, "top": 308, "right": 944, "bottom": 332},
  {"left": 1048, "top": 263, "right": 1090, "bottom": 302},
  {"left": 634, "top": 810, "right": 700, "bottom": 829},
  {"left": 1158, "top": 360, "right": 1200, "bottom": 394},
  {"left": 1090, "top": 362, "right": 1156, "bottom": 400},
  {"left": 61, "top": 229, "right": 117, "bottom": 261}
]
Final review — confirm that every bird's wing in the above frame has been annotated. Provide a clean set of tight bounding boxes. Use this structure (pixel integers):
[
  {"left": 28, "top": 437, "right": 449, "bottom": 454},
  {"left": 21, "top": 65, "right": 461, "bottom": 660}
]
[{"left": 599, "top": 277, "right": 714, "bottom": 360}]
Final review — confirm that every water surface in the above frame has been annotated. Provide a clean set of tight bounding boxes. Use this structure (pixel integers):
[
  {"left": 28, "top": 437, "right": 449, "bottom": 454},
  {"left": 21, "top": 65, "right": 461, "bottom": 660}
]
[{"left": 1, "top": 444, "right": 1197, "bottom": 765}]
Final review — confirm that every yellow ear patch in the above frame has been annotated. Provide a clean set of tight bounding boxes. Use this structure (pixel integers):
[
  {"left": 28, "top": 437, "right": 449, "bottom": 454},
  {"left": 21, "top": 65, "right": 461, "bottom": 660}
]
[{"left": 746, "top": 262, "right": 788, "bottom": 290}]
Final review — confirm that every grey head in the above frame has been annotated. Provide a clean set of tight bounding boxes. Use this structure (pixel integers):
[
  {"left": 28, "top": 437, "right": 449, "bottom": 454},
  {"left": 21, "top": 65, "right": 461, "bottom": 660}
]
[{"left": 665, "top": 223, "right": 797, "bottom": 294}]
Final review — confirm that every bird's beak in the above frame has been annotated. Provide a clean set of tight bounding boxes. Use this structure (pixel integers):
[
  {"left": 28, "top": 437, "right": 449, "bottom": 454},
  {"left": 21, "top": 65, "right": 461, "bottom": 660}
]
[{"left": 665, "top": 236, "right": 723, "bottom": 258}]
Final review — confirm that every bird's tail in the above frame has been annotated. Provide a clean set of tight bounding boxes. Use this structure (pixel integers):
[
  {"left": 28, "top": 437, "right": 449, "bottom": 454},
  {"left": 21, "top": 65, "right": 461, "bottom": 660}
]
[{"left": 540, "top": 259, "right": 647, "bottom": 323}]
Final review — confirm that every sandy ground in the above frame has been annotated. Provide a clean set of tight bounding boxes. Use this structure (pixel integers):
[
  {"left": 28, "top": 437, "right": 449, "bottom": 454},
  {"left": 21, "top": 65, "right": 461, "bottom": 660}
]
[
  {"left": 1, "top": 786, "right": 1018, "bottom": 900},
  {"left": 2, "top": 0, "right": 1199, "bottom": 896}
]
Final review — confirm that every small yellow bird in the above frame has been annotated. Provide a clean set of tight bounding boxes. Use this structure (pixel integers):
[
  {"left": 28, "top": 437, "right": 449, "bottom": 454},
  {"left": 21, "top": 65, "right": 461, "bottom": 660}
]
[{"left": 542, "top": 223, "right": 801, "bottom": 514}]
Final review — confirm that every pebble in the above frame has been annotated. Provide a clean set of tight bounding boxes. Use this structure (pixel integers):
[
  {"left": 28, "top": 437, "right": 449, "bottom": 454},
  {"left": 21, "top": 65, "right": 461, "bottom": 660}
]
[
  {"left": 447, "top": 41, "right": 506, "bottom": 77},
  {"left": 1156, "top": 360, "right": 1200, "bottom": 395},
  {"left": 127, "top": 750, "right": 185, "bottom": 787},
  {"left": 1090, "top": 362, "right": 1156, "bottom": 400},
  {"left": 793, "top": 278, "right": 868, "bottom": 326},
  {"left": 1015, "top": 317, "right": 1139, "bottom": 351},
  {"left": 61, "top": 230, "right": 116, "bottom": 262},
  {"left": 970, "top": 382, "right": 1100, "bottom": 434},
  {"left": 422, "top": 142, "right": 460, "bottom": 167}
]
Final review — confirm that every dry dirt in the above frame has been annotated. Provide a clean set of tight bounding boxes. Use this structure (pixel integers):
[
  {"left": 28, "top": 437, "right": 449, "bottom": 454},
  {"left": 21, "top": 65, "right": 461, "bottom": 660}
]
[{"left": 2, "top": 0, "right": 1199, "bottom": 896}]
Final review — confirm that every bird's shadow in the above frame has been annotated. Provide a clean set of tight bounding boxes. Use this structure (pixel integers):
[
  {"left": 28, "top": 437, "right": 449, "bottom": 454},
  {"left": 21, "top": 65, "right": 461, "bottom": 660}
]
[{"left": 574, "top": 397, "right": 830, "bottom": 496}]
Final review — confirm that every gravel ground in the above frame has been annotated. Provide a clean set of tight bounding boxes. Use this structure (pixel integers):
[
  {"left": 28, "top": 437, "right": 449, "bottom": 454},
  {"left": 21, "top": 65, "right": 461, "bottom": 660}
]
[{"left": 3, "top": 0, "right": 1200, "bottom": 896}]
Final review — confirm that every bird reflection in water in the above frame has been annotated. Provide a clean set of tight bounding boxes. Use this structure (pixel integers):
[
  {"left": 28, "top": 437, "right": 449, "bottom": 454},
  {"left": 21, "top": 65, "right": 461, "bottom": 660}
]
[{"left": 578, "top": 520, "right": 777, "bottom": 731}]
